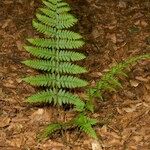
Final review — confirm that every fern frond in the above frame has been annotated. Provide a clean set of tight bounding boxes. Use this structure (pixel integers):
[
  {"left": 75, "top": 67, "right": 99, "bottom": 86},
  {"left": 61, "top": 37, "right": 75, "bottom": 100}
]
[
  {"left": 27, "top": 89, "right": 85, "bottom": 110},
  {"left": 94, "top": 54, "right": 150, "bottom": 98},
  {"left": 28, "top": 38, "right": 84, "bottom": 49},
  {"left": 23, "top": 74, "right": 88, "bottom": 88},
  {"left": 22, "top": 60, "right": 87, "bottom": 74},
  {"left": 74, "top": 114, "right": 97, "bottom": 139},
  {"left": 24, "top": 46, "right": 86, "bottom": 61},
  {"left": 42, "top": 123, "right": 62, "bottom": 138},
  {"left": 32, "top": 21, "right": 82, "bottom": 39}
]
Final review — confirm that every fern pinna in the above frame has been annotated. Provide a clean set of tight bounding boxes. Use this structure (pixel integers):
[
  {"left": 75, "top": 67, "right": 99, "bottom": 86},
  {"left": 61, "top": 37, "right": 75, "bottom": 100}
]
[{"left": 22, "top": 0, "right": 88, "bottom": 111}]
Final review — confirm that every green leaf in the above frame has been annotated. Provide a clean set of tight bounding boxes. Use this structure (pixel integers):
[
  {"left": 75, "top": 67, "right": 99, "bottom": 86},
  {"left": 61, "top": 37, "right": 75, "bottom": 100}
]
[{"left": 93, "top": 54, "right": 150, "bottom": 99}]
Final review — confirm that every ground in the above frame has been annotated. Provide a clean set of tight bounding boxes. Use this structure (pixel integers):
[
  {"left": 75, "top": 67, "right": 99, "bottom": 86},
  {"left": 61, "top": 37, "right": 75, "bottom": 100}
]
[{"left": 0, "top": 0, "right": 150, "bottom": 149}]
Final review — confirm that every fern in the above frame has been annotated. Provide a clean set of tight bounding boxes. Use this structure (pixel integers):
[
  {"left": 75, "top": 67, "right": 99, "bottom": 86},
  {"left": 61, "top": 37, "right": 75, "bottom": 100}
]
[
  {"left": 36, "top": 55, "right": 150, "bottom": 140},
  {"left": 89, "top": 54, "right": 150, "bottom": 99},
  {"left": 42, "top": 113, "right": 98, "bottom": 139},
  {"left": 23, "top": 0, "right": 87, "bottom": 109},
  {"left": 23, "top": 0, "right": 150, "bottom": 140}
]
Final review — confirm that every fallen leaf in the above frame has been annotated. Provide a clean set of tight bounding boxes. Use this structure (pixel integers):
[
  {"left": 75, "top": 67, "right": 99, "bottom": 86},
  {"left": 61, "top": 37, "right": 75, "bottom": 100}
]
[
  {"left": 116, "top": 107, "right": 123, "bottom": 114},
  {"left": 16, "top": 41, "right": 23, "bottom": 51},
  {"left": 92, "top": 28, "right": 100, "bottom": 39},
  {"left": 108, "top": 33, "right": 117, "bottom": 43},
  {"left": 3, "top": 0, "right": 13, "bottom": 4},
  {"left": 130, "top": 80, "right": 139, "bottom": 87},
  {"left": 123, "top": 106, "right": 137, "bottom": 113},
  {"left": 41, "top": 140, "right": 64, "bottom": 149},
  {"left": 0, "top": 88, "right": 5, "bottom": 99},
  {"left": 135, "top": 76, "right": 149, "bottom": 82},
  {"left": 91, "top": 140, "right": 102, "bottom": 150},
  {"left": 6, "top": 135, "right": 25, "bottom": 148},
  {"left": 2, "top": 19, "right": 12, "bottom": 28},
  {"left": 30, "top": 109, "right": 51, "bottom": 123},
  {"left": 0, "top": 117, "right": 11, "bottom": 128},
  {"left": 118, "top": 1, "right": 126, "bottom": 8},
  {"left": 141, "top": 20, "right": 148, "bottom": 27}
]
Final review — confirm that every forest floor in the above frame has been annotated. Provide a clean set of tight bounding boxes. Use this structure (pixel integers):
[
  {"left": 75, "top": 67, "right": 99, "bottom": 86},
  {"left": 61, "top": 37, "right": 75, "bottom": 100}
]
[{"left": 0, "top": 0, "right": 150, "bottom": 149}]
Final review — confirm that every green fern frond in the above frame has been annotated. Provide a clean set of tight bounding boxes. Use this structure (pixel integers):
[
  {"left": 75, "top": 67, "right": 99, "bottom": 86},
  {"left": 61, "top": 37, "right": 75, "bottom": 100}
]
[
  {"left": 24, "top": 46, "right": 86, "bottom": 61},
  {"left": 94, "top": 54, "right": 150, "bottom": 98},
  {"left": 26, "top": 89, "right": 85, "bottom": 109},
  {"left": 22, "top": 60, "right": 87, "bottom": 74},
  {"left": 27, "top": 38, "right": 84, "bottom": 49},
  {"left": 42, "top": 123, "right": 62, "bottom": 138},
  {"left": 74, "top": 114, "right": 97, "bottom": 139},
  {"left": 23, "top": 74, "right": 88, "bottom": 88}
]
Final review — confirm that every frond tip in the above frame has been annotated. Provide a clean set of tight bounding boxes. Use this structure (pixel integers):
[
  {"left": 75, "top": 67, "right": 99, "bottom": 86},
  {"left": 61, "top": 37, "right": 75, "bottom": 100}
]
[{"left": 92, "top": 54, "right": 150, "bottom": 99}]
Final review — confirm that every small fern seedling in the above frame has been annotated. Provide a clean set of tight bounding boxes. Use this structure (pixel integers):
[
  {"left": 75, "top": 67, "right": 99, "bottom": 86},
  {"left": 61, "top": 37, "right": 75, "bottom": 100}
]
[
  {"left": 22, "top": 0, "right": 88, "bottom": 111},
  {"left": 88, "top": 54, "right": 150, "bottom": 102},
  {"left": 42, "top": 113, "right": 98, "bottom": 139}
]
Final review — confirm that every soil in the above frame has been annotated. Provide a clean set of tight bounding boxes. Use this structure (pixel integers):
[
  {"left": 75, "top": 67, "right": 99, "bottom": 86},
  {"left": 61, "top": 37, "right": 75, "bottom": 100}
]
[{"left": 0, "top": 0, "right": 150, "bottom": 150}]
